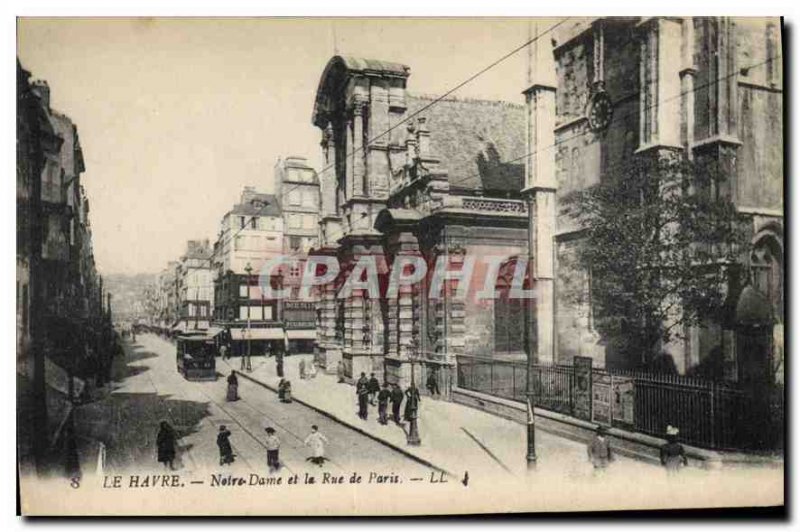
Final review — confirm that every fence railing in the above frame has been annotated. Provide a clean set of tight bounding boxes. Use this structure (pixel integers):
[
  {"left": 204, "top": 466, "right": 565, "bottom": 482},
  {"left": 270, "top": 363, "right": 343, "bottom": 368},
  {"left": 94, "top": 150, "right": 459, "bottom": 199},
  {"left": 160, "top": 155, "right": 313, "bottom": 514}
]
[{"left": 456, "top": 355, "right": 782, "bottom": 451}]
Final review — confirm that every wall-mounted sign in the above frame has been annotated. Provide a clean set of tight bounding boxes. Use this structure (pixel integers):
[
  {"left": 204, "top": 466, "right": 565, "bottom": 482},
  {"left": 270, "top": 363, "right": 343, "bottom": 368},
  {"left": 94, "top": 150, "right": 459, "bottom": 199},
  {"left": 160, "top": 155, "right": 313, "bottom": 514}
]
[
  {"left": 592, "top": 374, "right": 611, "bottom": 425},
  {"left": 611, "top": 376, "right": 635, "bottom": 426},
  {"left": 573, "top": 356, "right": 593, "bottom": 421}
]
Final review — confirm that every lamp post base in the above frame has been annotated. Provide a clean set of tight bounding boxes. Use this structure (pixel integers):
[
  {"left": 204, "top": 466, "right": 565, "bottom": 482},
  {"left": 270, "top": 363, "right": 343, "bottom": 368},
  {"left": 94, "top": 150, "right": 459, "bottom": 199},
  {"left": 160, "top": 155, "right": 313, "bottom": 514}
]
[
  {"left": 407, "top": 418, "right": 421, "bottom": 446},
  {"left": 526, "top": 413, "right": 537, "bottom": 470}
]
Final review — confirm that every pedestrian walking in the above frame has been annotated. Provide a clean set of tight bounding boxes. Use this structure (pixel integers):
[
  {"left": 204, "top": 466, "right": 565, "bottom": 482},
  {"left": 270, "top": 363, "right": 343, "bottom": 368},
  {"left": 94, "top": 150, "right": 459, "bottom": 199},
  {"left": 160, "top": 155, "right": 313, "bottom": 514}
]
[
  {"left": 660, "top": 425, "right": 688, "bottom": 474},
  {"left": 368, "top": 373, "right": 380, "bottom": 405},
  {"left": 265, "top": 427, "right": 281, "bottom": 473},
  {"left": 217, "top": 425, "right": 234, "bottom": 466},
  {"left": 426, "top": 370, "right": 441, "bottom": 397},
  {"left": 156, "top": 420, "right": 177, "bottom": 470},
  {"left": 308, "top": 360, "right": 318, "bottom": 379},
  {"left": 356, "top": 372, "right": 369, "bottom": 420},
  {"left": 404, "top": 383, "right": 421, "bottom": 422},
  {"left": 226, "top": 370, "right": 239, "bottom": 402},
  {"left": 220, "top": 344, "right": 229, "bottom": 361},
  {"left": 390, "top": 383, "right": 404, "bottom": 424},
  {"left": 587, "top": 426, "right": 613, "bottom": 471},
  {"left": 299, "top": 359, "right": 307, "bottom": 380},
  {"left": 279, "top": 379, "right": 293, "bottom": 403},
  {"left": 304, "top": 425, "right": 329, "bottom": 466},
  {"left": 336, "top": 360, "right": 345, "bottom": 383},
  {"left": 276, "top": 350, "right": 284, "bottom": 378},
  {"left": 377, "top": 382, "right": 391, "bottom": 425}
]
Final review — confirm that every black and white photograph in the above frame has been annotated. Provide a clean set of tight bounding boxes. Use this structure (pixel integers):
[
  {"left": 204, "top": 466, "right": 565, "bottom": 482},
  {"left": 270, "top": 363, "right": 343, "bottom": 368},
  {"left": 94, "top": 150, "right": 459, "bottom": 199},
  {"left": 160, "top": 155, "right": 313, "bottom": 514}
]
[{"left": 14, "top": 12, "right": 785, "bottom": 516}]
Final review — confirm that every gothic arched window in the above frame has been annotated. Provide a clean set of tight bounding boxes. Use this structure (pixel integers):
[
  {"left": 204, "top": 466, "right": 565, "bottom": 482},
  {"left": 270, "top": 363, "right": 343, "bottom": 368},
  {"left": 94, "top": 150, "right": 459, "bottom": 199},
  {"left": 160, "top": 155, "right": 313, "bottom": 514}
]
[{"left": 751, "top": 235, "right": 783, "bottom": 323}]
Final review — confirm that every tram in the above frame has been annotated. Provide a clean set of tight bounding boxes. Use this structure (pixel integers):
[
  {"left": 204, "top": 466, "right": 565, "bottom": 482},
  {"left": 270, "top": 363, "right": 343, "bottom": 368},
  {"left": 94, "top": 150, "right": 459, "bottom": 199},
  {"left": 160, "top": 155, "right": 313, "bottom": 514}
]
[{"left": 176, "top": 332, "right": 217, "bottom": 381}]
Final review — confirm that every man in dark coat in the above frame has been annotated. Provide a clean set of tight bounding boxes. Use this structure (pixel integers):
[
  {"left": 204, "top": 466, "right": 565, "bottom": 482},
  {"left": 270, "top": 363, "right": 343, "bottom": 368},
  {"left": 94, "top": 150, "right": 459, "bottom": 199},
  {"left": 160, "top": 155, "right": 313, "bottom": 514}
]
[
  {"left": 390, "top": 384, "right": 404, "bottom": 424},
  {"left": 377, "top": 382, "right": 391, "bottom": 425},
  {"left": 276, "top": 349, "right": 284, "bottom": 378},
  {"left": 367, "top": 373, "right": 381, "bottom": 405},
  {"left": 426, "top": 370, "right": 441, "bottom": 397},
  {"left": 356, "top": 372, "right": 369, "bottom": 420},
  {"left": 217, "top": 425, "right": 234, "bottom": 466},
  {"left": 156, "top": 420, "right": 177, "bottom": 470}
]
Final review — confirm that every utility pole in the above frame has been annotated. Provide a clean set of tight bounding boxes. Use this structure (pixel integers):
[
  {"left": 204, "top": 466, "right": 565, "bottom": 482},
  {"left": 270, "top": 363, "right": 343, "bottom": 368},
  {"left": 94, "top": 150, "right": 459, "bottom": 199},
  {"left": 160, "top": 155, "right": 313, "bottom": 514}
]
[
  {"left": 521, "top": 19, "right": 558, "bottom": 470},
  {"left": 244, "top": 262, "right": 253, "bottom": 372}
]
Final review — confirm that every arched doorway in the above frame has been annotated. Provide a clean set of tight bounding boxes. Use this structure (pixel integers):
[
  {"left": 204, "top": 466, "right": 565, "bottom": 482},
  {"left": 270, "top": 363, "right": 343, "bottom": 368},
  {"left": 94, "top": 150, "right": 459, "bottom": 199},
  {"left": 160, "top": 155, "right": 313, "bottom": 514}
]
[
  {"left": 749, "top": 232, "right": 784, "bottom": 384},
  {"left": 493, "top": 258, "right": 529, "bottom": 358}
]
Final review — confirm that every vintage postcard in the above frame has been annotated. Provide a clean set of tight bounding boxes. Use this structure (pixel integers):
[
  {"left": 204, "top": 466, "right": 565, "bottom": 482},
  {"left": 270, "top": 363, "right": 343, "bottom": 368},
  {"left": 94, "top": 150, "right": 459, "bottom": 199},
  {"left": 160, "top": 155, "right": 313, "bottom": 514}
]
[{"left": 16, "top": 16, "right": 784, "bottom": 516}]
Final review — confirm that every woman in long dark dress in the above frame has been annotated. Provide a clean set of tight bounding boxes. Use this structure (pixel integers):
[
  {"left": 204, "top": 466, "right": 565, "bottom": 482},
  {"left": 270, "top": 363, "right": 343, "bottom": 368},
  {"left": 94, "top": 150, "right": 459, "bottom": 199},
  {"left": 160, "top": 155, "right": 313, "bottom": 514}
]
[
  {"left": 217, "top": 425, "right": 234, "bottom": 466},
  {"left": 404, "top": 384, "right": 420, "bottom": 422},
  {"left": 226, "top": 371, "right": 239, "bottom": 401},
  {"left": 156, "top": 420, "right": 177, "bottom": 470}
]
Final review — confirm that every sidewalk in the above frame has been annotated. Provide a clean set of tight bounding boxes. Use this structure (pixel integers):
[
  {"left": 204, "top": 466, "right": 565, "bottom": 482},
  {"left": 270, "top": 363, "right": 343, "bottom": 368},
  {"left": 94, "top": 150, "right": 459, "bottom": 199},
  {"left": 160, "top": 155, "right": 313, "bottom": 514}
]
[{"left": 223, "top": 355, "right": 659, "bottom": 481}]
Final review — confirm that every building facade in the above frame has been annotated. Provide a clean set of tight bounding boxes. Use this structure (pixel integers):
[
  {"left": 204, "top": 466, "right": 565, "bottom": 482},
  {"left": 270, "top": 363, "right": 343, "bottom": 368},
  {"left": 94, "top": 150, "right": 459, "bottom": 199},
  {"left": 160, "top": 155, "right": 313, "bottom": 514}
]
[
  {"left": 274, "top": 156, "right": 321, "bottom": 353},
  {"left": 212, "top": 187, "right": 285, "bottom": 355},
  {"left": 156, "top": 261, "right": 180, "bottom": 332},
  {"left": 175, "top": 239, "right": 214, "bottom": 333},
  {"left": 310, "top": 56, "right": 531, "bottom": 390},
  {"left": 17, "top": 62, "right": 112, "bottom": 474}
]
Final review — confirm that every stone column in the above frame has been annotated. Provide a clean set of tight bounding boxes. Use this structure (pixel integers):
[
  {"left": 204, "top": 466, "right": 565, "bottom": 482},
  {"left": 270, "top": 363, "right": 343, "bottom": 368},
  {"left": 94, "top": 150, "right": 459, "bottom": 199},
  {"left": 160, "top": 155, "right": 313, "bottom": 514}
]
[
  {"left": 340, "top": 238, "right": 386, "bottom": 383},
  {"left": 523, "top": 81, "right": 557, "bottom": 365},
  {"left": 638, "top": 17, "right": 683, "bottom": 152},
  {"left": 680, "top": 18, "right": 697, "bottom": 157},
  {"left": 351, "top": 102, "right": 367, "bottom": 198},
  {"left": 312, "top": 247, "right": 341, "bottom": 373}
]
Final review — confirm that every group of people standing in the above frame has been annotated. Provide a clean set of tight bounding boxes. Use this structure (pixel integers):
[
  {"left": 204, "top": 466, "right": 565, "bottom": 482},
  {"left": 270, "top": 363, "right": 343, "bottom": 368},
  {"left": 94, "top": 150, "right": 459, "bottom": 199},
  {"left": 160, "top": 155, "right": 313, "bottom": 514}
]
[{"left": 353, "top": 372, "right": 421, "bottom": 427}]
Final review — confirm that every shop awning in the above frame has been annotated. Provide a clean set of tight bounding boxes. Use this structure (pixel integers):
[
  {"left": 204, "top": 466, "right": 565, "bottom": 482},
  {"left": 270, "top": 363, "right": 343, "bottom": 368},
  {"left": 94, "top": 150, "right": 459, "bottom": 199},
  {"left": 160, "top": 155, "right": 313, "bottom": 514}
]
[
  {"left": 205, "top": 326, "right": 224, "bottom": 338},
  {"left": 286, "top": 329, "right": 316, "bottom": 340},
  {"left": 230, "top": 327, "right": 285, "bottom": 340}
]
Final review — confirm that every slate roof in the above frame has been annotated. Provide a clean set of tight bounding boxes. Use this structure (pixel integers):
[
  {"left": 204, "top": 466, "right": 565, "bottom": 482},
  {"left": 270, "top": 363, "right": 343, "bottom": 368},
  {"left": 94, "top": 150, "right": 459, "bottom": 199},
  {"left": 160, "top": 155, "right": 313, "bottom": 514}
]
[
  {"left": 230, "top": 193, "right": 282, "bottom": 217},
  {"left": 406, "top": 94, "right": 526, "bottom": 192}
]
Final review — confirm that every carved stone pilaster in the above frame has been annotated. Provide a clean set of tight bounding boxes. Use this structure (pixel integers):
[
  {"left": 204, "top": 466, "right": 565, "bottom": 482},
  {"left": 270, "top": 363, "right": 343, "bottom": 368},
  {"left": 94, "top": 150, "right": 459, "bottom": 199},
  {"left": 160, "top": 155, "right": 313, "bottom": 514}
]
[{"left": 311, "top": 246, "right": 342, "bottom": 373}]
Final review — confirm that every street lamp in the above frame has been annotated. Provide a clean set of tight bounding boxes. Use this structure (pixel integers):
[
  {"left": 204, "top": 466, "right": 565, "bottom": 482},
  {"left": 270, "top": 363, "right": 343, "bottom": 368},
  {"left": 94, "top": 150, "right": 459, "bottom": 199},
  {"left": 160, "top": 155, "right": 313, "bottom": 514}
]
[
  {"left": 406, "top": 338, "right": 421, "bottom": 446},
  {"left": 243, "top": 262, "right": 253, "bottom": 373}
]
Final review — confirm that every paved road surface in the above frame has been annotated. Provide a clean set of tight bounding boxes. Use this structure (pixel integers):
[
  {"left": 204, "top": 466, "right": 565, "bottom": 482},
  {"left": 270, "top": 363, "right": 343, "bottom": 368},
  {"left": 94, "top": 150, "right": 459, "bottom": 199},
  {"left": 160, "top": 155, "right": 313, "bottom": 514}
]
[{"left": 84, "top": 334, "right": 431, "bottom": 481}]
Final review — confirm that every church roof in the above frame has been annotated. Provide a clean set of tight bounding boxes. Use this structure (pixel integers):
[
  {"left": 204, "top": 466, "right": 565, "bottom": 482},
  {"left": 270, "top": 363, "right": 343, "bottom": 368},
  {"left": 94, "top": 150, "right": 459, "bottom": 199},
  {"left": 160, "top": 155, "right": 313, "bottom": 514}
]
[
  {"left": 406, "top": 94, "right": 526, "bottom": 192},
  {"left": 335, "top": 56, "right": 410, "bottom": 77}
]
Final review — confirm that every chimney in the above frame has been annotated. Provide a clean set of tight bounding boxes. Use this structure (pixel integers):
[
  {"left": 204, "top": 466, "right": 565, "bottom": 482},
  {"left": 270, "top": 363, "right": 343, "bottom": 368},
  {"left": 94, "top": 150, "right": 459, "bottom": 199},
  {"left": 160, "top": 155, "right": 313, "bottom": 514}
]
[
  {"left": 416, "top": 117, "right": 430, "bottom": 160},
  {"left": 241, "top": 186, "right": 258, "bottom": 204},
  {"left": 31, "top": 79, "right": 50, "bottom": 109},
  {"left": 405, "top": 122, "right": 417, "bottom": 169}
]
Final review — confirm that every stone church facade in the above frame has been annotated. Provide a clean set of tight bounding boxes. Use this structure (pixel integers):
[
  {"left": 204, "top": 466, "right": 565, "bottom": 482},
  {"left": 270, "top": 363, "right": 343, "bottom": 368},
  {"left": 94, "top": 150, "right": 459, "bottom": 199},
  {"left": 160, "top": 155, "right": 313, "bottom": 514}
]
[
  {"left": 311, "top": 16, "right": 783, "bottom": 397},
  {"left": 532, "top": 17, "right": 783, "bottom": 385},
  {"left": 310, "top": 56, "right": 532, "bottom": 393}
]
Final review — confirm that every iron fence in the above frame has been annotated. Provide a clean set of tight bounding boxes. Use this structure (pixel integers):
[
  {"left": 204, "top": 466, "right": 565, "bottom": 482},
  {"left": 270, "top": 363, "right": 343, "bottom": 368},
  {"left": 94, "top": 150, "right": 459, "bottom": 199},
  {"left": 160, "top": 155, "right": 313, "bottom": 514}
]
[{"left": 456, "top": 355, "right": 780, "bottom": 451}]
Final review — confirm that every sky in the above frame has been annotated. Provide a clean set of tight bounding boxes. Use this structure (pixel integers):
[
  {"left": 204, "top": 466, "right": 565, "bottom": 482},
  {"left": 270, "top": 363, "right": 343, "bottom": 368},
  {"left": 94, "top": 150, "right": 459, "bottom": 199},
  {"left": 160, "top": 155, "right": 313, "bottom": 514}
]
[{"left": 17, "top": 17, "right": 556, "bottom": 275}]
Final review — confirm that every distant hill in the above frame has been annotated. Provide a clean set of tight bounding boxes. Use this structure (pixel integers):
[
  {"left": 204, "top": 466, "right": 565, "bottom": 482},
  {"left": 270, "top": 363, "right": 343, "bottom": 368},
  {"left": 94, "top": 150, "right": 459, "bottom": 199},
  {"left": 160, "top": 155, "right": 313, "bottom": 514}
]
[{"left": 103, "top": 273, "right": 158, "bottom": 321}]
